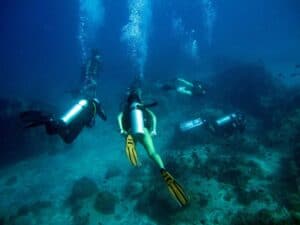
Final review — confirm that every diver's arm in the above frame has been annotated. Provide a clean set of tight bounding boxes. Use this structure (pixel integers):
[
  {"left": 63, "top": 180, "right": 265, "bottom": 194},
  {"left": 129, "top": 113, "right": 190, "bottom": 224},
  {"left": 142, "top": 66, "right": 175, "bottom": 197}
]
[
  {"left": 145, "top": 108, "right": 157, "bottom": 135},
  {"left": 118, "top": 112, "right": 127, "bottom": 135},
  {"left": 177, "top": 78, "right": 193, "bottom": 87},
  {"left": 96, "top": 104, "right": 107, "bottom": 121}
]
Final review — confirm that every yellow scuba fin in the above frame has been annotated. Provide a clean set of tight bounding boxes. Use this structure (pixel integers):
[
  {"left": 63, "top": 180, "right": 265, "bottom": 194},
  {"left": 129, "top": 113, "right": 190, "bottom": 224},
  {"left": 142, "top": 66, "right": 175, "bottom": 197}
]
[
  {"left": 161, "top": 169, "right": 189, "bottom": 207},
  {"left": 125, "top": 134, "right": 139, "bottom": 166}
]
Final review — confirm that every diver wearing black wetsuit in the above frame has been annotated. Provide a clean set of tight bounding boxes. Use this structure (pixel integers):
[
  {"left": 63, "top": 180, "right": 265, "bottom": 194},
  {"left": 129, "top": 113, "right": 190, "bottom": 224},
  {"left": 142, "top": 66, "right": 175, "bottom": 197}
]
[{"left": 20, "top": 98, "right": 106, "bottom": 144}]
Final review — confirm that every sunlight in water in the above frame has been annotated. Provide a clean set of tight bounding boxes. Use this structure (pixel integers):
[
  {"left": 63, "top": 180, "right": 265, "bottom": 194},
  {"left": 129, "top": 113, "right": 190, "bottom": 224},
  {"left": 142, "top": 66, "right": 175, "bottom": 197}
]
[
  {"left": 201, "top": 0, "right": 216, "bottom": 46},
  {"left": 78, "top": 0, "right": 104, "bottom": 63},
  {"left": 172, "top": 17, "right": 199, "bottom": 60},
  {"left": 121, "top": 0, "right": 152, "bottom": 79}
]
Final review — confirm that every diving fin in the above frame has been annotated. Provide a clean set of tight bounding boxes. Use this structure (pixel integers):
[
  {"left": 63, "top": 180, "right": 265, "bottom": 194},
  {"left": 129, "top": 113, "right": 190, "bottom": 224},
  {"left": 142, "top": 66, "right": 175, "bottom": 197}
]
[
  {"left": 20, "top": 110, "right": 50, "bottom": 128},
  {"left": 161, "top": 169, "right": 189, "bottom": 207},
  {"left": 125, "top": 134, "right": 139, "bottom": 166}
]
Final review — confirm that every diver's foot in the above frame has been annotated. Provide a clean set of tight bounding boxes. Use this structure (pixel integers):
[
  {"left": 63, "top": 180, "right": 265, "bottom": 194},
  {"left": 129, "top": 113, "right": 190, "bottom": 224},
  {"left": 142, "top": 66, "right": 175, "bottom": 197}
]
[
  {"left": 160, "top": 169, "right": 189, "bottom": 207},
  {"left": 20, "top": 110, "right": 50, "bottom": 128}
]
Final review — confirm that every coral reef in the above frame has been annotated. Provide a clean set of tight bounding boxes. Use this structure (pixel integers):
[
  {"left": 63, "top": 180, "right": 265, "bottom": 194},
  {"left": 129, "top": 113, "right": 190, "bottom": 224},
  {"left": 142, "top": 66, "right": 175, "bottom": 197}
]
[
  {"left": 104, "top": 166, "right": 122, "bottom": 180},
  {"left": 1, "top": 61, "right": 300, "bottom": 225},
  {"left": 231, "top": 208, "right": 293, "bottom": 225},
  {"left": 93, "top": 191, "right": 118, "bottom": 214},
  {"left": 66, "top": 177, "right": 99, "bottom": 206},
  {"left": 4, "top": 200, "right": 53, "bottom": 225},
  {"left": 135, "top": 189, "right": 181, "bottom": 225}
]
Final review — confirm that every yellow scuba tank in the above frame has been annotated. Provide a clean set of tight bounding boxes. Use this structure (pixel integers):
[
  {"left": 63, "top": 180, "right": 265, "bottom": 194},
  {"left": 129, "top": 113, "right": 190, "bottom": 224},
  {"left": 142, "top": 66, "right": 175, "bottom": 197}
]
[{"left": 129, "top": 102, "right": 145, "bottom": 135}]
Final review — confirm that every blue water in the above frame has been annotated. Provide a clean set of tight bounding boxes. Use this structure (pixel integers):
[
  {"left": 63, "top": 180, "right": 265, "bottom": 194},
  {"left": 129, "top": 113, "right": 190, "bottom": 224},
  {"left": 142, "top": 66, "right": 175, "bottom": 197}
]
[
  {"left": 1, "top": 0, "right": 299, "bottom": 100},
  {"left": 1, "top": 1, "right": 300, "bottom": 224}
]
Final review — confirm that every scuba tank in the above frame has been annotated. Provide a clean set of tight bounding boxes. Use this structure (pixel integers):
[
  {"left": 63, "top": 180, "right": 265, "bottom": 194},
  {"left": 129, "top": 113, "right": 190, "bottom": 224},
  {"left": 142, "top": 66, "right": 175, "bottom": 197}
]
[
  {"left": 130, "top": 102, "right": 145, "bottom": 135},
  {"left": 61, "top": 99, "right": 89, "bottom": 125},
  {"left": 213, "top": 113, "right": 246, "bottom": 135},
  {"left": 215, "top": 113, "right": 237, "bottom": 127},
  {"left": 180, "top": 117, "right": 205, "bottom": 132}
]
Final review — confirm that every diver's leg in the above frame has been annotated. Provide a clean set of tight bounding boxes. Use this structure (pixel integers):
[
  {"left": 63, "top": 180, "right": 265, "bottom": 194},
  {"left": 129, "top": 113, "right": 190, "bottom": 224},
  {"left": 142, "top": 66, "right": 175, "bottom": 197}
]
[
  {"left": 59, "top": 123, "right": 84, "bottom": 144},
  {"left": 140, "top": 128, "right": 165, "bottom": 169},
  {"left": 140, "top": 129, "right": 189, "bottom": 206}
]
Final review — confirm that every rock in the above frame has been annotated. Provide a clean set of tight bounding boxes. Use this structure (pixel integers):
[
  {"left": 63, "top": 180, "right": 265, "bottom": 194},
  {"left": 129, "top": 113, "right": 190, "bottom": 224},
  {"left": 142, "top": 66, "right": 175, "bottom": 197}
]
[
  {"left": 67, "top": 177, "right": 98, "bottom": 205},
  {"left": 123, "top": 181, "right": 144, "bottom": 198},
  {"left": 104, "top": 167, "right": 122, "bottom": 180},
  {"left": 16, "top": 200, "right": 52, "bottom": 217},
  {"left": 93, "top": 191, "right": 118, "bottom": 214}
]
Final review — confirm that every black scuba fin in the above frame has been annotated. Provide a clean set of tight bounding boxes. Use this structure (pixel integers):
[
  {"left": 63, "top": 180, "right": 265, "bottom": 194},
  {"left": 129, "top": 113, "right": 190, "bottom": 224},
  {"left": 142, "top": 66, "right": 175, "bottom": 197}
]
[{"left": 20, "top": 110, "right": 50, "bottom": 128}]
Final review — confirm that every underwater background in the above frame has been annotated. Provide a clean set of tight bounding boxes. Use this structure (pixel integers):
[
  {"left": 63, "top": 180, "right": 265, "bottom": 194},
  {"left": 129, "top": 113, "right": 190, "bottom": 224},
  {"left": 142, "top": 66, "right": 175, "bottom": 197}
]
[{"left": 1, "top": 0, "right": 300, "bottom": 224}]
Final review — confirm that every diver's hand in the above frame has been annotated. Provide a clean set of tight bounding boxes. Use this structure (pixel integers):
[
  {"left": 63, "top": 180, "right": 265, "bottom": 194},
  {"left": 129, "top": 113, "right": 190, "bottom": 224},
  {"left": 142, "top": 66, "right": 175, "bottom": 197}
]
[
  {"left": 150, "top": 130, "right": 157, "bottom": 136},
  {"left": 120, "top": 129, "right": 128, "bottom": 136}
]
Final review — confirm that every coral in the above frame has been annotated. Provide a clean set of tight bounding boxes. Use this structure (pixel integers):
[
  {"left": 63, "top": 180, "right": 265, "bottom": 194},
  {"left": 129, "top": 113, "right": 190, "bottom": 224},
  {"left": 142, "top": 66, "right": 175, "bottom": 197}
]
[
  {"left": 67, "top": 177, "right": 98, "bottom": 206},
  {"left": 218, "top": 167, "right": 246, "bottom": 186},
  {"left": 5, "top": 200, "right": 53, "bottom": 225},
  {"left": 203, "top": 154, "right": 252, "bottom": 188},
  {"left": 234, "top": 188, "right": 263, "bottom": 206},
  {"left": 231, "top": 209, "right": 293, "bottom": 225},
  {"left": 104, "top": 166, "right": 122, "bottom": 180},
  {"left": 93, "top": 191, "right": 118, "bottom": 214},
  {"left": 265, "top": 109, "right": 300, "bottom": 147},
  {"left": 135, "top": 190, "right": 180, "bottom": 225},
  {"left": 16, "top": 200, "right": 52, "bottom": 217},
  {"left": 72, "top": 213, "right": 90, "bottom": 225},
  {"left": 123, "top": 181, "right": 144, "bottom": 199},
  {"left": 197, "top": 192, "right": 209, "bottom": 208}
]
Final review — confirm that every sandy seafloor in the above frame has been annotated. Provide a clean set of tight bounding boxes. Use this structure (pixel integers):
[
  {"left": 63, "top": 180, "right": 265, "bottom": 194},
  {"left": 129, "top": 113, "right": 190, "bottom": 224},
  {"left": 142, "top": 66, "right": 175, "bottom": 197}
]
[{"left": 1, "top": 62, "right": 300, "bottom": 225}]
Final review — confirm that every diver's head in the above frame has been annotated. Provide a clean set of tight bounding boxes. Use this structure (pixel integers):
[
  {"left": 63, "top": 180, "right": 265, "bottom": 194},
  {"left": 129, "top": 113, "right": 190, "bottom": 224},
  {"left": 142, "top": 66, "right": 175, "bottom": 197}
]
[
  {"left": 193, "top": 80, "right": 206, "bottom": 95},
  {"left": 234, "top": 113, "right": 246, "bottom": 132},
  {"left": 91, "top": 98, "right": 100, "bottom": 105},
  {"left": 127, "top": 88, "right": 142, "bottom": 105}
]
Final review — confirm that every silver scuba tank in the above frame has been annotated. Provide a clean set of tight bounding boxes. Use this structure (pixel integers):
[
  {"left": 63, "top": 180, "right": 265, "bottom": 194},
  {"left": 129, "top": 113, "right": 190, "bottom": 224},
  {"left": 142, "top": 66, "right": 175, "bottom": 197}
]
[
  {"left": 180, "top": 117, "right": 205, "bottom": 132},
  {"left": 215, "top": 113, "right": 236, "bottom": 127},
  {"left": 130, "top": 102, "right": 145, "bottom": 135},
  {"left": 61, "top": 99, "right": 89, "bottom": 125}
]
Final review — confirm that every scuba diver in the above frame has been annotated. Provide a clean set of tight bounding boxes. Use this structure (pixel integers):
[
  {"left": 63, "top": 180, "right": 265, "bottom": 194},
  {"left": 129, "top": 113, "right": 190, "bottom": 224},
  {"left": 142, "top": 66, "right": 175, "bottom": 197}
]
[
  {"left": 20, "top": 98, "right": 107, "bottom": 144},
  {"left": 68, "top": 49, "right": 102, "bottom": 99},
  {"left": 159, "top": 77, "right": 206, "bottom": 97},
  {"left": 80, "top": 48, "right": 102, "bottom": 98},
  {"left": 180, "top": 112, "right": 246, "bottom": 137},
  {"left": 117, "top": 87, "right": 189, "bottom": 207}
]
